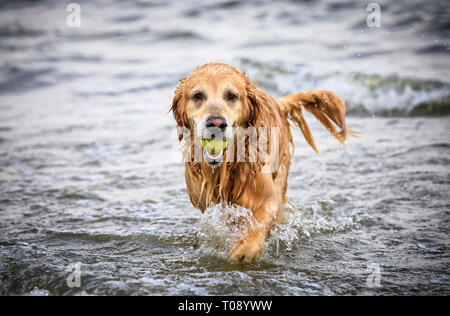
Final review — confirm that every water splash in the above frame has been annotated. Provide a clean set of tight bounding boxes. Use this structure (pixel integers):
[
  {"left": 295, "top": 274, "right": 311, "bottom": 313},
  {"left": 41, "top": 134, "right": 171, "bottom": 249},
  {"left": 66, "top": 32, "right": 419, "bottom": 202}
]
[
  {"left": 267, "top": 199, "right": 371, "bottom": 257},
  {"left": 195, "top": 198, "right": 371, "bottom": 259},
  {"left": 196, "top": 203, "right": 260, "bottom": 256}
]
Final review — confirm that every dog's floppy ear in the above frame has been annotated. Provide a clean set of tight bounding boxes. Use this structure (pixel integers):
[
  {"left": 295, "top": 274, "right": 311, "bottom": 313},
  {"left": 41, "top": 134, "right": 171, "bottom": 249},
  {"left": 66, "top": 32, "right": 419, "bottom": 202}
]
[
  {"left": 243, "top": 76, "right": 261, "bottom": 127},
  {"left": 170, "top": 79, "right": 189, "bottom": 141}
]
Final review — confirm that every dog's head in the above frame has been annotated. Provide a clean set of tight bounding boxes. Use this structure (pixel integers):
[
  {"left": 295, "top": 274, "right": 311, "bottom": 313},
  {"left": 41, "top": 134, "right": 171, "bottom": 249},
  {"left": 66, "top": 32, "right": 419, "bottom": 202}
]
[{"left": 171, "top": 63, "right": 260, "bottom": 167}]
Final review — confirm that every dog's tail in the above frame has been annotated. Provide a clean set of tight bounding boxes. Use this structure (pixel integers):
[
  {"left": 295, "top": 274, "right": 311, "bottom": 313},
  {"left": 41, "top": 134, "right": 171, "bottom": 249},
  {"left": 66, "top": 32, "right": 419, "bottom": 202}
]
[{"left": 278, "top": 90, "right": 359, "bottom": 155}]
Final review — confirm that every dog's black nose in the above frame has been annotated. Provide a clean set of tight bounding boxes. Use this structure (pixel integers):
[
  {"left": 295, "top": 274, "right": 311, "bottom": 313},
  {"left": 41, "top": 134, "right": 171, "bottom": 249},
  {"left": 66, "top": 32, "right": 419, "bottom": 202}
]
[{"left": 206, "top": 116, "right": 227, "bottom": 131}]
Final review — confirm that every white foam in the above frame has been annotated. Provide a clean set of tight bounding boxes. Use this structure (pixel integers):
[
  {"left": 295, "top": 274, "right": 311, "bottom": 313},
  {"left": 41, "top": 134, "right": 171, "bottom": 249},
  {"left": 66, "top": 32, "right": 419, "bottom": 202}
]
[{"left": 195, "top": 199, "right": 371, "bottom": 259}]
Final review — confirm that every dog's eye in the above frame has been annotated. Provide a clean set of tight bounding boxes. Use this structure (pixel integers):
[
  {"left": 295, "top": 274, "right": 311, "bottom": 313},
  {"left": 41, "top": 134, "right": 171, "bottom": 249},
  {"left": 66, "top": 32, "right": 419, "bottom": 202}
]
[
  {"left": 226, "top": 91, "right": 238, "bottom": 101},
  {"left": 192, "top": 92, "right": 205, "bottom": 101}
]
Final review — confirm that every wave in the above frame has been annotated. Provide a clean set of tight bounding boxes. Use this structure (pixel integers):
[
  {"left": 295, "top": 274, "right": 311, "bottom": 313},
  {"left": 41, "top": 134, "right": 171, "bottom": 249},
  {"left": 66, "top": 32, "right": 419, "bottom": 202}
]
[{"left": 238, "top": 58, "right": 450, "bottom": 117}]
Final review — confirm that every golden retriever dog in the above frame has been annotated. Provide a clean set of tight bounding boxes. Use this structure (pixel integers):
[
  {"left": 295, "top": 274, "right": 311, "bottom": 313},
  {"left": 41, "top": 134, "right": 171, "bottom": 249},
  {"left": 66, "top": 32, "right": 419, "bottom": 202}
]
[{"left": 171, "top": 62, "right": 355, "bottom": 263}]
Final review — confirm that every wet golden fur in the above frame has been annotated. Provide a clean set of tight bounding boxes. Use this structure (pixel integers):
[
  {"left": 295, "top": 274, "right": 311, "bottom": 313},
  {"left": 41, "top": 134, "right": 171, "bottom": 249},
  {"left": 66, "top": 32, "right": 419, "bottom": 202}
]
[{"left": 171, "top": 63, "right": 354, "bottom": 262}]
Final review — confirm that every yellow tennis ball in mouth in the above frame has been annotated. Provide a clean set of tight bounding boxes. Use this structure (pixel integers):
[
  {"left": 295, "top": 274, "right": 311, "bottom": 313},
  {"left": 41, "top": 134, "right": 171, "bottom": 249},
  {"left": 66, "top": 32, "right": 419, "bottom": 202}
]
[{"left": 201, "top": 139, "right": 228, "bottom": 155}]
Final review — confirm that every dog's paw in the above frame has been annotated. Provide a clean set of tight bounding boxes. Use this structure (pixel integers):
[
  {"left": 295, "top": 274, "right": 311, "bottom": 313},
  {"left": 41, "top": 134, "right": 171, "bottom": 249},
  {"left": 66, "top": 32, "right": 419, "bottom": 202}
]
[{"left": 229, "top": 232, "right": 265, "bottom": 263}]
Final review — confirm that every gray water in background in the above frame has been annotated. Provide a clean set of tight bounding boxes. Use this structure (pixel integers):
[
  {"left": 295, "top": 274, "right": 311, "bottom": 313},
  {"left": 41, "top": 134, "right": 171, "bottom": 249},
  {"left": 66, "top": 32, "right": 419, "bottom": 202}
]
[{"left": 0, "top": 0, "right": 449, "bottom": 295}]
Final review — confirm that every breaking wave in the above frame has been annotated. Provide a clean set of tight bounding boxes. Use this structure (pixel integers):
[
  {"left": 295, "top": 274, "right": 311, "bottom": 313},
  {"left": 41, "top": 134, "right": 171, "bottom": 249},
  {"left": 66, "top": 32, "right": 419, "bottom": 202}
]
[{"left": 238, "top": 58, "right": 450, "bottom": 117}]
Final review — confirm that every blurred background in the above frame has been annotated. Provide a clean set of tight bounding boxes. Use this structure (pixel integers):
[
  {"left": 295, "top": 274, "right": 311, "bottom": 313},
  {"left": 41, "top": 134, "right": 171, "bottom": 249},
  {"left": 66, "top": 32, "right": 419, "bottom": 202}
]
[{"left": 0, "top": 0, "right": 449, "bottom": 295}]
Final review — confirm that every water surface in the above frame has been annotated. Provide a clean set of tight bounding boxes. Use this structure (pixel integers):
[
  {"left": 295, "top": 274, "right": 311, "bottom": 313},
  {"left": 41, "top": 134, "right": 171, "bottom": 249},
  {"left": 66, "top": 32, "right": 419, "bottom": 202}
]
[{"left": 0, "top": 0, "right": 449, "bottom": 295}]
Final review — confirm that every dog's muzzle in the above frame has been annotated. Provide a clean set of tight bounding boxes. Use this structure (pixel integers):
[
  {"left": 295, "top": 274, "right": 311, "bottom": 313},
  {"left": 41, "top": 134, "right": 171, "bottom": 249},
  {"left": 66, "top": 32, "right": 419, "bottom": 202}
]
[{"left": 201, "top": 117, "right": 230, "bottom": 167}]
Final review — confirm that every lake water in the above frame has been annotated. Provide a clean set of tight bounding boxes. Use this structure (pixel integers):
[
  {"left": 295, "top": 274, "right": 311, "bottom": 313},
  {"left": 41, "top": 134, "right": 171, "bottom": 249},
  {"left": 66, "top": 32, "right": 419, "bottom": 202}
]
[{"left": 0, "top": 0, "right": 449, "bottom": 295}]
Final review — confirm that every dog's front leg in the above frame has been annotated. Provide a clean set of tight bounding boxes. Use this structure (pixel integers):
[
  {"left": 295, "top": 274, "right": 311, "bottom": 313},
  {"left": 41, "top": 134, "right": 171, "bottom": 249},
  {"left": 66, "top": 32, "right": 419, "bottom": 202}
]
[{"left": 229, "top": 198, "right": 280, "bottom": 263}]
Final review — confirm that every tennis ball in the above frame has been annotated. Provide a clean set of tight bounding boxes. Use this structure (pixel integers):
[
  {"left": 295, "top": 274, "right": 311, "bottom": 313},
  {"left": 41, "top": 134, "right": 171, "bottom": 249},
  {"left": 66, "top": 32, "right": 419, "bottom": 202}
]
[{"left": 201, "top": 139, "right": 228, "bottom": 155}]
